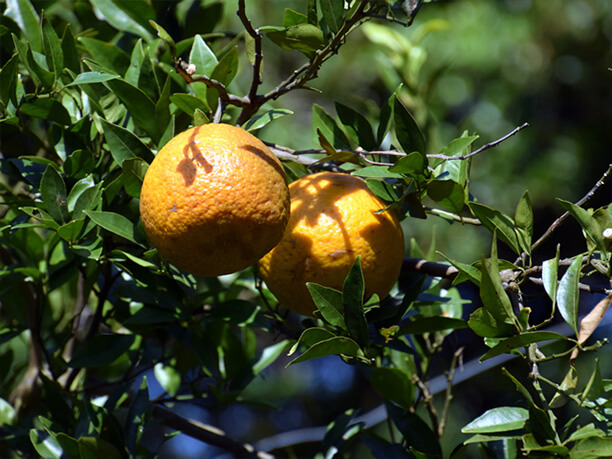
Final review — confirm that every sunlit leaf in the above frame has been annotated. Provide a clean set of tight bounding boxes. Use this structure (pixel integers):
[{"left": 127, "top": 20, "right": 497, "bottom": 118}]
[
  {"left": 480, "top": 331, "right": 568, "bottom": 362},
  {"left": 287, "top": 336, "right": 362, "bottom": 366},
  {"left": 556, "top": 254, "right": 581, "bottom": 333},
  {"left": 462, "top": 407, "right": 529, "bottom": 434},
  {"left": 84, "top": 210, "right": 143, "bottom": 246}
]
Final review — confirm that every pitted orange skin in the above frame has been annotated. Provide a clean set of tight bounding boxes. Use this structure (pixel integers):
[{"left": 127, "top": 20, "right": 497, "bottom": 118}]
[
  {"left": 139, "top": 123, "right": 290, "bottom": 277},
  {"left": 258, "top": 172, "right": 404, "bottom": 316}
]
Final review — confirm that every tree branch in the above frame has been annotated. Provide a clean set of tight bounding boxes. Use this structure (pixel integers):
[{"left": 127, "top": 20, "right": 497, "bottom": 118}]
[
  {"left": 153, "top": 405, "right": 273, "bottom": 458},
  {"left": 531, "top": 162, "right": 612, "bottom": 252},
  {"left": 427, "top": 123, "right": 529, "bottom": 161}
]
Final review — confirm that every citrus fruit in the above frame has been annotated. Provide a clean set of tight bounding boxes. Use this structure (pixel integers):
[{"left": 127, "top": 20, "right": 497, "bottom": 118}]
[
  {"left": 258, "top": 171, "right": 404, "bottom": 316},
  {"left": 139, "top": 123, "right": 290, "bottom": 277}
]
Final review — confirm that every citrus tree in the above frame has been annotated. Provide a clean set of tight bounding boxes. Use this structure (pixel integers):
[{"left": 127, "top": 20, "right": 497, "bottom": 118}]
[{"left": 1, "top": 0, "right": 611, "bottom": 457}]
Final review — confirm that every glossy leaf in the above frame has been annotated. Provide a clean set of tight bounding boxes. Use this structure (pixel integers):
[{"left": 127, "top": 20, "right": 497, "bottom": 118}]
[
  {"left": 308, "top": 283, "right": 346, "bottom": 328},
  {"left": 342, "top": 257, "right": 368, "bottom": 348},
  {"left": 392, "top": 96, "right": 426, "bottom": 157},
  {"left": 427, "top": 179, "right": 465, "bottom": 213},
  {"left": 556, "top": 254, "right": 581, "bottom": 333},
  {"left": 266, "top": 23, "right": 326, "bottom": 56},
  {"left": 480, "top": 331, "right": 568, "bottom": 362},
  {"left": 335, "top": 102, "right": 377, "bottom": 150},
  {"left": 5, "top": 0, "right": 41, "bottom": 52},
  {"left": 389, "top": 152, "right": 427, "bottom": 177},
  {"left": 154, "top": 363, "right": 181, "bottom": 396},
  {"left": 541, "top": 245, "right": 560, "bottom": 306},
  {"left": 370, "top": 367, "right": 414, "bottom": 410},
  {"left": 20, "top": 99, "right": 71, "bottom": 125},
  {"left": 68, "top": 334, "right": 135, "bottom": 368},
  {"left": 189, "top": 35, "right": 218, "bottom": 76},
  {"left": 287, "top": 336, "right": 362, "bottom": 365},
  {"left": 462, "top": 407, "right": 529, "bottom": 434},
  {"left": 352, "top": 166, "right": 403, "bottom": 179},
  {"left": 244, "top": 109, "right": 294, "bottom": 131},
  {"left": 439, "top": 135, "right": 479, "bottom": 157},
  {"left": 90, "top": 0, "right": 154, "bottom": 42},
  {"left": 313, "top": 104, "right": 351, "bottom": 150},
  {"left": 514, "top": 191, "right": 533, "bottom": 255},
  {"left": 41, "top": 13, "right": 63, "bottom": 78},
  {"left": 67, "top": 71, "right": 119, "bottom": 86},
  {"left": 469, "top": 202, "right": 522, "bottom": 255},
  {"left": 100, "top": 119, "right": 155, "bottom": 166},
  {"left": 479, "top": 257, "right": 516, "bottom": 329},
  {"left": 559, "top": 199, "right": 608, "bottom": 254},
  {"left": 84, "top": 210, "right": 142, "bottom": 246},
  {"left": 79, "top": 37, "right": 130, "bottom": 74},
  {"left": 320, "top": 0, "right": 344, "bottom": 33},
  {"left": 40, "top": 166, "right": 69, "bottom": 224}
]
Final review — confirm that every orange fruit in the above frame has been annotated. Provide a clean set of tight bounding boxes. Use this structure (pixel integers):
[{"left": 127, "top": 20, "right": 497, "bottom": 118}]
[
  {"left": 139, "top": 123, "right": 290, "bottom": 277},
  {"left": 258, "top": 172, "right": 404, "bottom": 316}
]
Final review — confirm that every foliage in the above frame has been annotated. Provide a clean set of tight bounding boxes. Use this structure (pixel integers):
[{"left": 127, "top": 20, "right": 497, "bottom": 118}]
[{"left": 0, "top": 0, "right": 611, "bottom": 457}]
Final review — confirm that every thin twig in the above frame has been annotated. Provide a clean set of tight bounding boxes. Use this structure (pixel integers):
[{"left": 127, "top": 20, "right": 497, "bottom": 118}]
[
  {"left": 531, "top": 163, "right": 612, "bottom": 252},
  {"left": 153, "top": 405, "right": 273, "bottom": 458},
  {"left": 423, "top": 207, "right": 482, "bottom": 225},
  {"left": 236, "top": 0, "right": 265, "bottom": 125},
  {"left": 427, "top": 123, "right": 529, "bottom": 161},
  {"left": 438, "top": 347, "right": 464, "bottom": 437}
]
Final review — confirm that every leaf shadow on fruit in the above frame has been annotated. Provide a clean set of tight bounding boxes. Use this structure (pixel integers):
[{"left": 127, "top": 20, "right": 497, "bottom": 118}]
[{"left": 178, "top": 126, "right": 213, "bottom": 187}]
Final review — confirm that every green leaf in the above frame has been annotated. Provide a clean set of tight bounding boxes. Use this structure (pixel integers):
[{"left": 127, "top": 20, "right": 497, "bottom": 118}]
[
  {"left": 63, "top": 149, "right": 95, "bottom": 180},
  {"left": 479, "top": 257, "right": 516, "bottom": 329},
  {"left": 427, "top": 179, "right": 465, "bottom": 214},
  {"left": 387, "top": 403, "right": 442, "bottom": 457},
  {"left": 287, "top": 336, "right": 362, "bottom": 366},
  {"left": 125, "top": 376, "right": 149, "bottom": 452},
  {"left": 370, "top": 367, "right": 415, "bottom": 410},
  {"left": 480, "top": 331, "right": 568, "bottom": 362},
  {"left": 320, "top": 0, "right": 344, "bottom": 33},
  {"left": 289, "top": 328, "right": 337, "bottom": 356},
  {"left": 103, "top": 78, "right": 158, "bottom": 140},
  {"left": 352, "top": 166, "right": 403, "bottom": 179},
  {"left": 438, "top": 252, "right": 481, "bottom": 286},
  {"left": 40, "top": 166, "right": 69, "bottom": 224},
  {"left": 541, "top": 245, "right": 560, "bottom": 307},
  {"left": 154, "top": 363, "right": 181, "bottom": 396},
  {"left": 0, "top": 397, "right": 16, "bottom": 426},
  {"left": 398, "top": 316, "right": 467, "bottom": 335},
  {"left": 392, "top": 96, "right": 426, "bottom": 157},
  {"left": 253, "top": 340, "right": 291, "bottom": 375},
  {"left": 67, "top": 71, "right": 119, "bottom": 86},
  {"left": 266, "top": 23, "right": 325, "bottom": 56},
  {"left": 68, "top": 334, "right": 135, "bottom": 368},
  {"left": 342, "top": 257, "right": 368, "bottom": 349},
  {"left": 514, "top": 191, "right": 533, "bottom": 255},
  {"left": 569, "top": 436, "right": 612, "bottom": 459},
  {"left": 79, "top": 37, "right": 130, "bottom": 75},
  {"left": 389, "top": 152, "right": 427, "bottom": 177},
  {"left": 468, "top": 307, "right": 514, "bottom": 338},
  {"left": 334, "top": 102, "right": 377, "bottom": 150},
  {"left": 100, "top": 119, "right": 155, "bottom": 166},
  {"left": 0, "top": 54, "right": 19, "bottom": 109},
  {"left": 582, "top": 359, "right": 605, "bottom": 403},
  {"left": 149, "top": 20, "right": 176, "bottom": 54},
  {"left": 439, "top": 135, "right": 479, "bottom": 157},
  {"left": 207, "top": 46, "right": 239, "bottom": 109},
  {"left": 365, "top": 179, "right": 397, "bottom": 202},
  {"left": 557, "top": 254, "right": 582, "bottom": 333},
  {"left": 5, "top": 0, "right": 41, "bottom": 53},
  {"left": 20, "top": 99, "right": 71, "bottom": 125},
  {"left": 189, "top": 35, "right": 218, "bottom": 76},
  {"left": 283, "top": 8, "right": 308, "bottom": 27},
  {"left": 307, "top": 283, "right": 346, "bottom": 328},
  {"left": 29, "top": 428, "right": 63, "bottom": 459},
  {"left": 313, "top": 104, "right": 351, "bottom": 150},
  {"left": 170, "top": 93, "right": 209, "bottom": 117},
  {"left": 90, "top": 0, "right": 154, "bottom": 42},
  {"left": 84, "top": 210, "right": 142, "bottom": 246},
  {"left": 559, "top": 199, "right": 608, "bottom": 254},
  {"left": 461, "top": 407, "right": 529, "bottom": 434},
  {"left": 78, "top": 437, "right": 123, "bottom": 459},
  {"left": 469, "top": 202, "right": 522, "bottom": 255},
  {"left": 41, "top": 12, "right": 63, "bottom": 79},
  {"left": 243, "top": 109, "right": 294, "bottom": 131},
  {"left": 60, "top": 25, "right": 80, "bottom": 74}
]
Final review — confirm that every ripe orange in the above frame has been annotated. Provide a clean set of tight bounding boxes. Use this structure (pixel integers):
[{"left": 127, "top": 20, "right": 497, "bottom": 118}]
[
  {"left": 258, "top": 172, "right": 405, "bottom": 316},
  {"left": 139, "top": 123, "right": 290, "bottom": 277}
]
